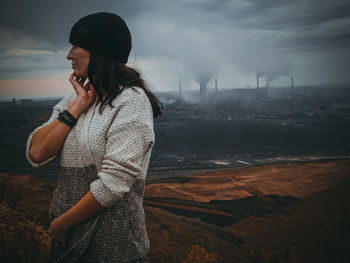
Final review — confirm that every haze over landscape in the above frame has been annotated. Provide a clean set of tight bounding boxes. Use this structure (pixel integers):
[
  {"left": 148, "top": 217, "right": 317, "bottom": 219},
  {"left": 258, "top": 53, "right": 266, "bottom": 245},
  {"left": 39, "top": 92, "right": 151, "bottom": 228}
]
[{"left": 1, "top": 0, "right": 350, "bottom": 98}]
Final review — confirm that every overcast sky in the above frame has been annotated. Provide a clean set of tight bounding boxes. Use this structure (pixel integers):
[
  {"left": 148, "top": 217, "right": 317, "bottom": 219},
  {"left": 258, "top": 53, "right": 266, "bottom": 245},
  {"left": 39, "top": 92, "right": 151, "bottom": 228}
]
[{"left": 0, "top": 0, "right": 349, "bottom": 98}]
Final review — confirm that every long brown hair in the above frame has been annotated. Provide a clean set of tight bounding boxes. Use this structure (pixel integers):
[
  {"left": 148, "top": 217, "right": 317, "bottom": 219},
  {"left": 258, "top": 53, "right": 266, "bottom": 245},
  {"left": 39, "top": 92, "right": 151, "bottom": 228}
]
[{"left": 87, "top": 52, "right": 164, "bottom": 116}]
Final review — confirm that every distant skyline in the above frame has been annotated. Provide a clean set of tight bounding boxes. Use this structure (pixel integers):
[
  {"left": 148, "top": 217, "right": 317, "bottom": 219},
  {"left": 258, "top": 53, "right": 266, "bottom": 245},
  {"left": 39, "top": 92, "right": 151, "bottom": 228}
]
[{"left": 1, "top": 0, "right": 350, "bottom": 99}]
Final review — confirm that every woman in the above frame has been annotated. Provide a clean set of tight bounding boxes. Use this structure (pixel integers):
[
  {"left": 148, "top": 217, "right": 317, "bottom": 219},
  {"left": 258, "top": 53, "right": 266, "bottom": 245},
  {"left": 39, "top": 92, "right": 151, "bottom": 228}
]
[{"left": 26, "top": 12, "right": 163, "bottom": 262}]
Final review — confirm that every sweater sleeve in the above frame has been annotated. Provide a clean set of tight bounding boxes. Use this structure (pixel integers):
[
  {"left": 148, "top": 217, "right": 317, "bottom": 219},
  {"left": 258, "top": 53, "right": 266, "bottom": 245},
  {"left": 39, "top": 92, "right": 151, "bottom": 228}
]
[
  {"left": 25, "top": 92, "right": 76, "bottom": 168},
  {"left": 90, "top": 121, "right": 154, "bottom": 208}
]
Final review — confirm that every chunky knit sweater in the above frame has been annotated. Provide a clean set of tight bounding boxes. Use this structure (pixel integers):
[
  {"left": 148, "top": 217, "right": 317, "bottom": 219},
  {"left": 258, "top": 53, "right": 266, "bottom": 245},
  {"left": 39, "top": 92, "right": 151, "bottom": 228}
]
[{"left": 26, "top": 87, "right": 154, "bottom": 262}]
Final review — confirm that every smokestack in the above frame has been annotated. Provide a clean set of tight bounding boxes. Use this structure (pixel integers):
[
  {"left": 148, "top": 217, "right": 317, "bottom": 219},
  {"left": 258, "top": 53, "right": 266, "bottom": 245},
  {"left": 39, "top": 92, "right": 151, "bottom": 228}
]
[
  {"left": 215, "top": 78, "right": 218, "bottom": 92},
  {"left": 200, "top": 81, "right": 208, "bottom": 104},
  {"left": 291, "top": 76, "right": 294, "bottom": 96},
  {"left": 179, "top": 80, "right": 182, "bottom": 98},
  {"left": 195, "top": 74, "right": 211, "bottom": 104},
  {"left": 257, "top": 76, "right": 259, "bottom": 89}
]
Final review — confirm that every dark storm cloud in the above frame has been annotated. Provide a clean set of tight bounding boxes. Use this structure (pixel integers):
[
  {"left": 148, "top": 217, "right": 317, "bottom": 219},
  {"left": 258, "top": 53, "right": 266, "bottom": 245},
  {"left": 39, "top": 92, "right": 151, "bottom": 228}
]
[
  {"left": 0, "top": 0, "right": 349, "bottom": 86},
  {"left": 0, "top": 0, "right": 150, "bottom": 78},
  {"left": 1, "top": 0, "right": 349, "bottom": 53},
  {"left": 189, "top": 0, "right": 350, "bottom": 51},
  {"left": 196, "top": 0, "right": 350, "bottom": 29},
  {"left": 276, "top": 31, "right": 350, "bottom": 54},
  {"left": 0, "top": 0, "right": 146, "bottom": 47}
]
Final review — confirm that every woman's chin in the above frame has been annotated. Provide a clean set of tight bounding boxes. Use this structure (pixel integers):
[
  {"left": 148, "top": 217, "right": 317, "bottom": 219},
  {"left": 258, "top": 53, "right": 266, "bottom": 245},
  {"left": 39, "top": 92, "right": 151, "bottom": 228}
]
[{"left": 73, "top": 70, "right": 87, "bottom": 79}]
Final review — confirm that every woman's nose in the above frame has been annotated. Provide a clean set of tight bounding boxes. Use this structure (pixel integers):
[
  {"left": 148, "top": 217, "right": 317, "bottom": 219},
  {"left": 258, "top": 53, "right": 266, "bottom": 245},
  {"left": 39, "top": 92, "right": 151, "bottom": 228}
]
[{"left": 66, "top": 48, "right": 73, "bottom": 60}]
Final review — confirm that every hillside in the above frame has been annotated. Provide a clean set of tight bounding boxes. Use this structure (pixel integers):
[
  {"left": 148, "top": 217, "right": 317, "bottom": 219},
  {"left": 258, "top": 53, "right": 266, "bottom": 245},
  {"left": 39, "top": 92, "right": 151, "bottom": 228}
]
[{"left": 1, "top": 158, "right": 349, "bottom": 262}]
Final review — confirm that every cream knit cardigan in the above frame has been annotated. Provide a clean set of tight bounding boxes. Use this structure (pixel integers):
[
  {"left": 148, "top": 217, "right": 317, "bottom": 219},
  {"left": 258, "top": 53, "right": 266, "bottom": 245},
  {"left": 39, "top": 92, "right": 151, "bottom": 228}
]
[{"left": 26, "top": 87, "right": 154, "bottom": 262}]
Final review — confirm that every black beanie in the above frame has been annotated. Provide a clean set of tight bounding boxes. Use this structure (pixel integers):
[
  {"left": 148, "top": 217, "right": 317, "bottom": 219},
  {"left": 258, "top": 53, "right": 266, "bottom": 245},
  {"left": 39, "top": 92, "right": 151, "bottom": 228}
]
[{"left": 69, "top": 12, "right": 132, "bottom": 63}]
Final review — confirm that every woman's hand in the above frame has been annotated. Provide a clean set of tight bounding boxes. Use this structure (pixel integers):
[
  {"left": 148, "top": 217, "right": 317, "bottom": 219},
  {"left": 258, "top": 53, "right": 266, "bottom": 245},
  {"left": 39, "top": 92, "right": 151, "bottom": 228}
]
[
  {"left": 69, "top": 72, "right": 96, "bottom": 111},
  {"left": 48, "top": 217, "right": 70, "bottom": 250}
]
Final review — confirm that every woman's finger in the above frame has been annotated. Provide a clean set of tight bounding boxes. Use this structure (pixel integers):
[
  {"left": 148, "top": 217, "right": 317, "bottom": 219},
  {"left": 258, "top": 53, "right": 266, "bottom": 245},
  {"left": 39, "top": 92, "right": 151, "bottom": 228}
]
[
  {"left": 69, "top": 72, "right": 78, "bottom": 85},
  {"left": 69, "top": 73, "right": 87, "bottom": 95},
  {"left": 69, "top": 72, "right": 74, "bottom": 83},
  {"left": 88, "top": 87, "right": 96, "bottom": 103},
  {"left": 79, "top": 77, "right": 86, "bottom": 86},
  {"left": 69, "top": 73, "right": 82, "bottom": 84},
  {"left": 69, "top": 72, "right": 77, "bottom": 81},
  {"left": 83, "top": 81, "right": 91, "bottom": 92},
  {"left": 86, "top": 83, "right": 93, "bottom": 95}
]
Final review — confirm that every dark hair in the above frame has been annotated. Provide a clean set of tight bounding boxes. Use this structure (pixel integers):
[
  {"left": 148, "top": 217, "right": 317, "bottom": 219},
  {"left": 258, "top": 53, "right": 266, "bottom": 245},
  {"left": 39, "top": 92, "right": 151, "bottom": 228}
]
[{"left": 87, "top": 52, "right": 164, "bottom": 116}]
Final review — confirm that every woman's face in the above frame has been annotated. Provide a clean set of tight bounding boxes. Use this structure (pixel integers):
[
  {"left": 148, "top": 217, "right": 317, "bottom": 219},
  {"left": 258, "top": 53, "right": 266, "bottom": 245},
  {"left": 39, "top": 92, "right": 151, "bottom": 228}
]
[{"left": 66, "top": 45, "right": 90, "bottom": 78}]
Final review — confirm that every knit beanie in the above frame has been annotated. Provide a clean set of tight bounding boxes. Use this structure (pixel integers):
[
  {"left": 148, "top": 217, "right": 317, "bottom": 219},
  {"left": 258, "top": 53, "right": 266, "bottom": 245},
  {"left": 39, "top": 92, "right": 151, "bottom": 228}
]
[{"left": 69, "top": 12, "right": 132, "bottom": 63}]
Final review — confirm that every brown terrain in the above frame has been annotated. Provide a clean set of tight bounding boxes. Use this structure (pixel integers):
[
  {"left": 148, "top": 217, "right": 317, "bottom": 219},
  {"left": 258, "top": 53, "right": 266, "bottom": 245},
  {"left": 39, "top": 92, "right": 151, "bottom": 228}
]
[{"left": 1, "top": 158, "right": 350, "bottom": 262}]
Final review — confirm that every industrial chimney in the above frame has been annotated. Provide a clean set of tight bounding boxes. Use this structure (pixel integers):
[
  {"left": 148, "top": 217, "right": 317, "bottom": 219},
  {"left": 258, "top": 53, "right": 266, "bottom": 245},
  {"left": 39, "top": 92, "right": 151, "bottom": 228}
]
[
  {"left": 255, "top": 72, "right": 262, "bottom": 90},
  {"left": 215, "top": 78, "right": 218, "bottom": 92},
  {"left": 200, "top": 81, "right": 208, "bottom": 104},
  {"left": 291, "top": 76, "right": 294, "bottom": 96},
  {"left": 179, "top": 80, "right": 182, "bottom": 98},
  {"left": 195, "top": 73, "right": 211, "bottom": 104}
]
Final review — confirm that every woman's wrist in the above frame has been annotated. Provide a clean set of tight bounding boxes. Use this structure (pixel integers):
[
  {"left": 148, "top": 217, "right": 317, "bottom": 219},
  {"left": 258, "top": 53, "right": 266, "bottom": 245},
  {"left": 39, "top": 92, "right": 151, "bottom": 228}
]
[
  {"left": 56, "top": 214, "right": 71, "bottom": 230},
  {"left": 66, "top": 97, "right": 88, "bottom": 119},
  {"left": 56, "top": 190, "right": 105, "bottom": 230}
]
